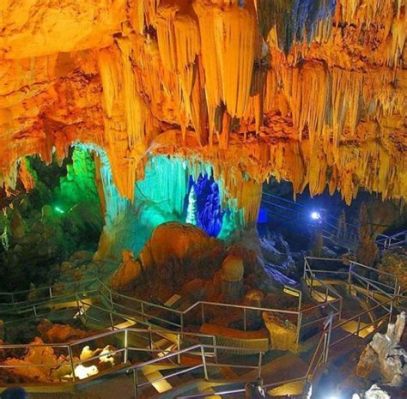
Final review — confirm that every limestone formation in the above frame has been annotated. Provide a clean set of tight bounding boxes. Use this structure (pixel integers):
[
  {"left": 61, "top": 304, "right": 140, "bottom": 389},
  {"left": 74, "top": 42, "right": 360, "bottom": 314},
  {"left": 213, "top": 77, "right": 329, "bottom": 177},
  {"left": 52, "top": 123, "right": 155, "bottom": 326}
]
[
  {"left": 221, "top": 254, "right": 244, "bottom": 302},
  {"left": 353, "top": 385, "right": 391, "bottom": 399},
  {"left": 110, "top": 250, "right": 143, "bottom": 290},
  {"left": 0, "top": 0, "right": 406, "bottom": 222},
  {"left": 110, "top": 222, "right": 224, "bottom": 291},
  {"left": 356, "top": 312, "right": 407, "bottom": 387}
]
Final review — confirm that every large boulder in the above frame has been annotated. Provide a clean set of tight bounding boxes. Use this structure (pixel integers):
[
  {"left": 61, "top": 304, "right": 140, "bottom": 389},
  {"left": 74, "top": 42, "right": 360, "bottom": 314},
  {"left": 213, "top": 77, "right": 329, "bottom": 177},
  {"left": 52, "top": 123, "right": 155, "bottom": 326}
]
[
  {"left": 109, "top": 222, "right": 224, "bottom": 291},
  {"left": 139, "top": 222, "right": 223, "bottom": 288}
]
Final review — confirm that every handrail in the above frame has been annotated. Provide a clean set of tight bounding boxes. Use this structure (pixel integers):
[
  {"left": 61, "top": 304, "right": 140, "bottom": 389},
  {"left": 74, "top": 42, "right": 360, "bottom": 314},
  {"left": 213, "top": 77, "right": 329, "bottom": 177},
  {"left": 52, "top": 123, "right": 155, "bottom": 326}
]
[
  {"left": 304, "top": 256, "right": 399, "bottom": 296},
  {"left": 0, "top": 254, "right": 401, "bottom": 397},
  {"left": 376, "top": 230, "right": 407, "bottom": 249},
  {"left": 0, "top": 277, "right": 99, "bottom": 304}
]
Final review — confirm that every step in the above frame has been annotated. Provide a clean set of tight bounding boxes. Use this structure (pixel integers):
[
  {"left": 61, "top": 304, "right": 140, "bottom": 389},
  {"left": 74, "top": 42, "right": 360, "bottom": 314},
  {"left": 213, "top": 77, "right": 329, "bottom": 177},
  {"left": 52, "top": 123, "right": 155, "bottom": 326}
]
[
  {"left": 142, "top": 365, "right": 173, "bottom": 394},
  {"left": 164, "top": 294, "right": 182, "bottom": 308}
]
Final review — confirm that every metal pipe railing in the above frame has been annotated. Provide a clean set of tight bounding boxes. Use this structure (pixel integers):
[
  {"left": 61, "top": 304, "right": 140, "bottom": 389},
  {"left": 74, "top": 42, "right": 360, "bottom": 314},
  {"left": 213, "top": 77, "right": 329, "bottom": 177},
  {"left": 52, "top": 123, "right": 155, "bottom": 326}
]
[{"left": 0, "top": 254, "right": 402, "bottom": 397}]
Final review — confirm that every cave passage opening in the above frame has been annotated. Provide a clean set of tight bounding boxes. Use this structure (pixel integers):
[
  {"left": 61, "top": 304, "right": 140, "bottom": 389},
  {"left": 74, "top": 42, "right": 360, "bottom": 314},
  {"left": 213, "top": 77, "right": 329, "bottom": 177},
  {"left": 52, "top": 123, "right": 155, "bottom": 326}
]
[
  {"left": 257, "top": 178, "right": 407, "bottom": 280},
  {"left": 0, "top": 146, "right": 104, "bottom": 292}
]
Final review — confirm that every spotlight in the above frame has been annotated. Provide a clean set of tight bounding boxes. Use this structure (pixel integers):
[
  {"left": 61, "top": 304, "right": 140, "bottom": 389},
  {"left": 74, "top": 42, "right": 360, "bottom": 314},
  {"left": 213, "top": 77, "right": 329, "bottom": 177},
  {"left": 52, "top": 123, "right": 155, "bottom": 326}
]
[{"left": 310, "top": 211, "right": 321, "bottom": 221}]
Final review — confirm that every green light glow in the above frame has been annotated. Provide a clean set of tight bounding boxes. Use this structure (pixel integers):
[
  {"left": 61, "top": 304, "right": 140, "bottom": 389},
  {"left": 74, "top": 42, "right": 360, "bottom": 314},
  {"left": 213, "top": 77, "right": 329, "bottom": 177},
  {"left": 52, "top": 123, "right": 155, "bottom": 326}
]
[{"left": 54, "top": 206, "right": 65, "bottom": 214}]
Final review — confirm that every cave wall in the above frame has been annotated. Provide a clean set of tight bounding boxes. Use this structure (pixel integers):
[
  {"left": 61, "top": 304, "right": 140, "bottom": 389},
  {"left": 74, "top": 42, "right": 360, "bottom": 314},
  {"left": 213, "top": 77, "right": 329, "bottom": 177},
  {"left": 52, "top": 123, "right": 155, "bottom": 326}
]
[
  {"left": 0, "top": 148, "right": 103, "bottom": 290},
  {"left": 0, "top": 0, "right": 406, "bottom": 220}
]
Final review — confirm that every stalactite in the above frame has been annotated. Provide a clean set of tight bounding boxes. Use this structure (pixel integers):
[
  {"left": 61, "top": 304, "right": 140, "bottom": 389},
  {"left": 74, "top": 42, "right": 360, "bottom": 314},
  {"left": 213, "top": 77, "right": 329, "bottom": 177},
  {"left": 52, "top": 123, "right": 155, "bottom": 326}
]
[
  {"left": 193, "top": 0, "right": 258, "bottom": 134},
  {"left": 18, "top": 158, "right": 35, "bottom": 192},
  {"left": 155, "top": 3, "right": 200, "bottom": 139},
  {"left": 0, "top": 0, "right": 406, "bottom": 215}
]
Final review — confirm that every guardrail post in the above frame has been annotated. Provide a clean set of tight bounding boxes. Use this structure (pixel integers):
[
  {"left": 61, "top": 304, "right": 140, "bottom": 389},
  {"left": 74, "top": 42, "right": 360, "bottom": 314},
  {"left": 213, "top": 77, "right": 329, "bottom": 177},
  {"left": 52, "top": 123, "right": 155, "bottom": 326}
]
[
  {"left": 109, "top": 289, "right": 113, "bottom": 308},
  {"left": 177, "top": 333, "right": 181, "bottom": 364},
  {"left": 49, "top": 286, "right": 53, "bottom": 299},
  {"left": 133, "top": 369, "right": 139, "bottom": 399},
  {"left": 296, "top": 312, "right": 302, "bottom": 352},
  {"left": 348, "top": 263, "right": 353, "bottom": 294},
  {"left": 180, "top": 313, "right": 184, "bottom": 336},
  {"left": 68, "top": 345, "right": 76, "bottom": 383},
  {"left": 109, "top": 310, "right": 114, "bottom": 330},
  {"left": 257, "top": 352, "right": 263, "bottom": 379},
  {"left": 201, "top": 303, "right": 205, "bottom": 325},
  {"left": 323, "top": 313, "right": 333, "bottom": 364},
  {"left": 141, "top": 302, "right": 145, "bottom": 322},
  {"left": 303, "top": 258, "right": 307, "bottom": 279},
  {"left": 201, "top": 346, "right": 208, "bottom": 380},
  {"left": 149, "top": 326, "right": 153, "bottom": 352},
  {"left": 213, "top": 336, "right": 218, "bottom": 363},
  {"left": 243, "top": 308, "right": 247, "bottom": 331},
  {"left": 124, "top": 329, "right": 128, "bottom": 364},
  {"left": 389, "top": 299, "right": 394, "bottom": 323}
]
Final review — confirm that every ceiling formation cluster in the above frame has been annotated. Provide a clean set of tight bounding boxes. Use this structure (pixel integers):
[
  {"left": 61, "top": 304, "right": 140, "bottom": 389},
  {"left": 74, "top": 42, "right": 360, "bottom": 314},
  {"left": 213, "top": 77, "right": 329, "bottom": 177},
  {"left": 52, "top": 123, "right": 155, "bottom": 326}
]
[{"left": 0, "top": 0, "right": 406, "bottom": 222}]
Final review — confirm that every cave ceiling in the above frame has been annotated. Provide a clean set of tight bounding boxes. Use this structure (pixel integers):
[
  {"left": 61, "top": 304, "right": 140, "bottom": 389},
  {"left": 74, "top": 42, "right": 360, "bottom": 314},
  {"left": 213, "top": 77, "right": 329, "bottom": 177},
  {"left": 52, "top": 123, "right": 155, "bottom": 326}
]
[{"left": 0, "top": 0, "right": 406, "bottom": 220}]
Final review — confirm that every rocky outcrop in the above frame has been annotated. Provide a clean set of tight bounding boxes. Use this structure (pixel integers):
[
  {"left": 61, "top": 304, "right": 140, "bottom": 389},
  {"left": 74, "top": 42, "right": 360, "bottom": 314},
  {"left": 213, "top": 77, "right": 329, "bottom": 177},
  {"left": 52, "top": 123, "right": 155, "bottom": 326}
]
[
  {"left": 378, "top": 248, "right": 407, "bottom": 292},
  {"left": 110, "top": 222, "right": 224, "bottom": 291},
  {"left": 356, "top": 312, "right": 407, "bottom": 387},
  {"left": 353, "top": 385, "right": 391, "bottom": 399},
  {"left": 110, "top": 250, "right": 143, "bottom": 290}
]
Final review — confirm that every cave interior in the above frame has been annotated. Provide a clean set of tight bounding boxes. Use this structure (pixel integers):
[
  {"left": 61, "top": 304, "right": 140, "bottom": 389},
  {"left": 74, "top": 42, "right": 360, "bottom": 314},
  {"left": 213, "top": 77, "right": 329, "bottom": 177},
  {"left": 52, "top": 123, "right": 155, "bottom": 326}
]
[{"left": 0, "top": 0, "right": 406, "bottom": 398}]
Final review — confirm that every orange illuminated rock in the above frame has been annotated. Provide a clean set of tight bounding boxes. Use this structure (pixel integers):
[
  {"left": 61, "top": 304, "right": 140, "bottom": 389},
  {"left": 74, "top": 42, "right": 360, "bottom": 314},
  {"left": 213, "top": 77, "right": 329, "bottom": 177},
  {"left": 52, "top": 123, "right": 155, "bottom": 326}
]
[
  {"left": 0, "top": 0, "right": 405, "bottom": 221},
  {"left": 110, "top": 250, "right": 143, "bottom": 290}
]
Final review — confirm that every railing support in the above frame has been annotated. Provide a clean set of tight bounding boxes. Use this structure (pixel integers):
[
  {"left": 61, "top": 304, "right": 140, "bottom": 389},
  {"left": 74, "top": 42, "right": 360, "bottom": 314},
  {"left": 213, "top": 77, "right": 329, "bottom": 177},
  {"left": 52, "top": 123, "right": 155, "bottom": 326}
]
[
  {"left": 124, "top": 329, "right": 128, "bottom": 364},
  {"left": 109, "top": 310, "right": 114, "bottom": 330},
  {"left": 213, "top": 336, "right": 218, "bottom": 363},
  {"left": 296, "top": 311, "right": 302, "bottom": 352},
  {"left": 243, "top": 308, "right": 247, "bottom": 332},
  {"left": 140, "top": 302, "right": 145, "bottom": 322},
  {"left": 347, "top": 264, "right": 353, "bottom": 294},
  {"left": 177, "top": 334, "right": 181, "bottom": 364},
  {"left": 68, "top": 345, "right": 76, "bottom": 383},
  {"left": 201, "top": 303, "right": 205, "bottom": 325},
  {"left": 149, "top": 326, "right": 153, "bottom": 352},
  {"left": 133, "top": 369, "right": 139, "bottom": 399},
  {"left": 201, "top": 346, "right": 208, "bottom": 380},
  {"left": 257, "top": 352, "right": 263, "bottom": 379},
  {"left": 180, "top": 313, "right": 184, "bottom": 336}
]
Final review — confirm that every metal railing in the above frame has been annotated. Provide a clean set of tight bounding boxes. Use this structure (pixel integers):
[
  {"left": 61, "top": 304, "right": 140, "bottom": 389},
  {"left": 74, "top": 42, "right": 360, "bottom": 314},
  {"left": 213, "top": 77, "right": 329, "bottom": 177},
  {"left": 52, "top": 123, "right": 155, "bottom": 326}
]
[
  {"left": 179, "top": 262, "right": 401, "bottom": 398},
  {"left": 376, "top": 230, "right": 407, "bottom": 249},
  {"left": 0, "top": 277, "right": 99, "bottom": 307},
  {"left": 0, "top": 326, "right": 263, "bottom": 397},
  {"left": 0, "top": 255, "right": 401, "bottom": 397},
  {"left": 99, "top": 280, "right": 302, "bottom": 333},
  {"left": 1, "top": 273, "right": 357, "bottom": 355},
  {"left": 304, "top": 257, "right": 399, "bottom": 301}
]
